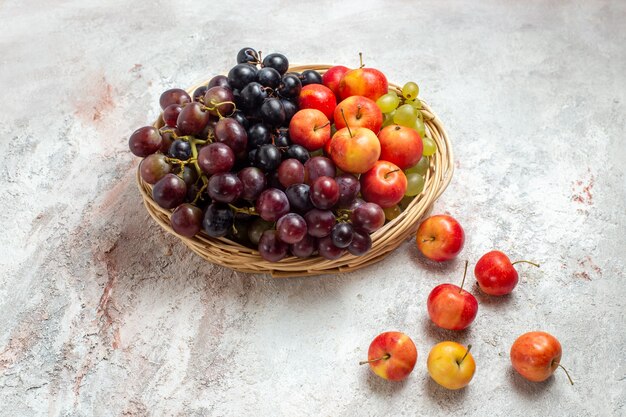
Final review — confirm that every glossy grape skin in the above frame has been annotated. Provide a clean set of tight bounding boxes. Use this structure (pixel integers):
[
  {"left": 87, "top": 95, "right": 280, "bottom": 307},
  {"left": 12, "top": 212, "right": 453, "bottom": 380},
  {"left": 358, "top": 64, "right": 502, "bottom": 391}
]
[
  {"left": 238, "top": 167, "right": 267, "bottom": 201},
  {"left": 240, "top": 82, "right": 268, "bottom": 112},
  {"left": 402, "top": 81, "right": 419, "bottom": 100},
  {"left": 255, "top": 188, "right": 290, "bottom": 221},
  {"left": 281, "top": 99, "right": 298, "bottom": 123},
  {"left": 203, "top": 203, "right": 234, "bottom": 238},
  {"left": 304, "top": 156, "right": 336, "bottom": 185},
  {"left": 262, "top": 53, "right": 289, "bottom": 75},
  {"left": 208, "top": 173, "right": 243, "bottom": 203},
  {"left": 248, "top": 218, "right": 274, "bottom": 245},
  {"left": 168, "top": 139, "right": 191, "bottom": 160},
  {"left": 277, "top": 73, "right": 302, "bottom": 99},
  {"left": 331, "top": 222, "right": 354, "bottom": 248},
  {"left": 180, "top": 165, "right": 197, "bottom": 188},
  {"left": 352, "top": 202, "right": 385, "bottom": 233},
  {"left": 276, "top": 213, "right": 308, "bottom": 244},
  {"left": 257, "top": 67, "right": 281, "bottom": 89},
  {"left": 310, "top": 176, "right": 339, "bottom": 209},
  {"left": 197, "top": 142, "right": 235, "bottom": 175},
  {"left": 152, "top": 173, "right": 187, "bottom": 209},
  {"left": 177, "top": 102, "right": 210, "bottom": 136},
  {"left": 228, "top": 64, "right": 258, "bottom": 90},
  {"left": 159, "top": 88, "right": 191, "bottom": 110},
  {"left": 192, "top": 85, "right": 208, "bottom": 102},
  {"left": 140, "top": 154, "right": 172, "bottom": 184},
  {"left": 171, "top": 203, "right": 203, "bottom": 237},
  {"left": 393, "top": 104, "right": 418, "bottom": 128},
  {"left": 335, "top": 173, "right": 360, "bottom": 207},
  {"left": 230, "top": 110, "right": 249, "bottom": 130},
  {"left": 422, "top": 136, "right": 437, "bottom": 156},
  {"left": 405, "top": 173, "right": 425, "bottom": 197},
  {"left": 129, "top": 126, "right": 162, "bottom": 157},
  {"left": 318, "top": 235, "right": 345, "bottom": 260},
  {"left": 285, "top": 183, "right": 314, "bottom": 214},
  {"left": 204, "top": 86, "right": 235, "bottom": 117},
  {"left": 290, "top": 234, "right": 317, "bottom": 258},
  {"left": 406, "top": 156, "right": 429, "bottom": 176},
  {"left": 376, "top": 93, "right": 400, "bottom": 113},
  {"left": 159, "top": 127, "right": 178, "bottom": 153},
  {"left": 247, "top": 123, "right": 271, "bottom": 148},
  {"left": 277, "top": 158, "right": 305, "bottom": 188},
  {"left": 383, "top": 205, "right": 402, "bottom": 221},
  {"left": 208, "top": 75, "right": 231, "bottom": 89},
  {"left": 299, "top": 70, "right": 323, "bottom": 86},
  {"left": 237, "top": 47, "right": 258, "bottom": 64},
  {"left": 260, "top": 98, "right": 286, "bottom": 126},
  {"left": 230, "top": 219, "right": 251, "bottom": 245},
  {"left": 342, "top": 197, "right": 366, "bottom": 211},
  {"left": 258, "top": 230, "right": 289, "bottom": 262},
  {"left": 285, "top": 145, "right": 310, "bottom": 164},
  {"left": 348, "top": 228, "right": 372, "bottom": 256},
  {"left": 163, "top": 104, "right": 183, "bottom": 127},
  {"left": 255, "top": 144, "right": 281, "bottom": 171},
  {"left": 304, "top": 209, "right": 336, "bottom": 238},
  {"left": 214, "top": 118, "right": 248, "bottom": 156},
  {"left": 274, "top": 128, "right": 291, "bottom": 148}
]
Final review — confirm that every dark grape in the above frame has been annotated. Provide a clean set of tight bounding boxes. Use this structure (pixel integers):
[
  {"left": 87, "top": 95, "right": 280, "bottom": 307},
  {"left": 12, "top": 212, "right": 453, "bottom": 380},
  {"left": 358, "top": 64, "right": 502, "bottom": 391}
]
[
  {"left": 129, "top": 126, "right": 162, "bottom": 157},
  {"left": 240, "top": 82, "right": 268, "bottom": 112},
  {"left": 255, "top": 188, "right": 290, "bottom": 221},
  {"left": 192, "top": 85, "right": 208, "bottom": 102},
  {"left": 274, "top": 128, "right": 291, "bottom": 148},
  {"left": 208, "top": 173, "right": 243, "bottom": 203},
  {"left": 230, "top": 219, "right": 251, "bottom": 245},
  {"left": 310, "top": 176, "right": 339, "bottom": 209},
  {"left": 277, "top": 73, "right": 302, "bottom": 99},
  {"left": 248, "top": 149, "right": 258, "bottom": 165},
  {"left": 248, "top": 218, "right": 274, "bottom": 245},
  {"left": 348, "top": 228, "right": 372, "bottom": 256},
  {"left": 230, "top": 110, "right": 249, "bottom": 130},
  {"left": 304, "top": 209, "right": 335, "bottom": 237},
  {"left": 237, "top": 47, "right": 259, "bottom": 64},
  {"left": 214, "top": 118, "right": 248, "bottom": 156},
  {"left": 285, "top": 183, "right": 314, "bottom": 214},
  {"left": 342, "top": 197, "right": 365, "bottom": 211},
  {"left": 255, "top": 144, "right": 281, "bottom": 171},
  {"left": 286, "top": 145, "right": 310, "bottom": 164},
  {"left": 318, "top": 235, "right": 345, "bottom": 260},
  {"left": 140, "top": 154, "right": 172, "bottom": 184},
  {"left": 177, "top": 102, "right": 210, "bottom": 136},
  {"left": 159, "top": 127, "right": 178, "bottom": 153},
  {"left": 204, "top": 86, "right": 235, "bottom": 117},
  {"left": 299, "top": 70, "right": 323, "bottom": 86},
  {"left": 163, "top": 104, "right": 183, "bottom": 127},
  {"left": 247, "top": 123, "right": 271, "bottom": 148},
  {"left": 304, "top": 156, "right": 336, "bottom": 185},
  {"left": 160, "top": 88, "right": 191, "bottom": 110},
  {"left": 238, "top": 167, "right": 267, "bottom": 201},
  {"left": 281, "top": 99, "right": 298, "bottom": 123},
  {"left": 171, "top": 203, "right": 203, "bottom": 237},
  {"left": 208, "top": 75, "right": 231, "bottom": 89},
  {"left": 168, "top": 139, "right": 192, "bottom": 160},
  {"left": 352, "top": 202, "right": 385, "bottom": 233},
  {"left": 257, "top": 67, "right": 281, "bottom": 89},
  {"left": 258, "top": 230, "right": 289, "bottom": 262},
  {"left": 335, "top": 173, "right": 360, "bottom": 206},
  {"left": 152, "top": 173, "right": 187, "bottom": 209},
  {"left": 180, "top": 165, "right": 197, "bottom": 187},
  {"left": 267, "top": 170, "right": 284, "bottom": 191},
  {"left": 277, "top": 159, "right": 305, "bottom": 188},
  {"left": 262, "top": 53, "right": 289, "bottom": 75},
  {"left": 331, "top": 222, "right": 354, "bottom": 248},
  {"left": 260, "top": 98, "right": 286, "bottom": 126},
  {"left": 290, "top": 235, "right": 316, "bottom": 258},
  {"left": 203, "top": 203, "right": 234, "bottom": 237},
  {"left": 276, "top": 213, "right": 307, "bottom": 244},
  {"left": 197, "top": 142, "right": 235, "bottom": 175},
  {"left": 186, "top": 183, "right": 210, "bottom": 208},
  {"left": 228, "top": 64, "right": 258, "bottom": 90}
]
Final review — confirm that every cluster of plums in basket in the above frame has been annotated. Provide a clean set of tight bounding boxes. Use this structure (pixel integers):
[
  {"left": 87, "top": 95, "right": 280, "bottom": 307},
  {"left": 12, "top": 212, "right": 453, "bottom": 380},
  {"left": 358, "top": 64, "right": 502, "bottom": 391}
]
[
  {"left": 129, "top": 48, "right": 434, "bottom": 262},
  {"left": 360, "top": 214, "right": 574, "bottom": 388}
]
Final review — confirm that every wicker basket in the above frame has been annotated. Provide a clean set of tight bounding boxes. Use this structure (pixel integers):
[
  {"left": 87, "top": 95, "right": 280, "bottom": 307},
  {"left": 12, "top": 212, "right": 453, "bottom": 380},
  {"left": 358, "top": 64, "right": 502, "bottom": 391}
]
[{"left": 137, "top": 65, "right": 454, "bottom": 277}]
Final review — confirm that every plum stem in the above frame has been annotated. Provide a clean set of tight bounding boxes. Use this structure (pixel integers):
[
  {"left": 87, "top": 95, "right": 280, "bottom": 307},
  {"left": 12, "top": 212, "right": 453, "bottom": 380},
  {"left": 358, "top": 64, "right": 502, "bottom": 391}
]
[
  {"left": 359, "top": 353, "right": 390, "bottom": 365},
  {"left": 511, "top": 260, "right": 540, "bottom": 268},
  {"left": 340, "top": 108, "right": 353, "bottom": 137},
  {"left": 459, "top": 260, "right": 469, "bottom": 293},
  {"left": 458, "top": 344, "right": 472, "bottom": 365},
  {"left": 557, "top": 363, "right": 574, "bottom": 385}
]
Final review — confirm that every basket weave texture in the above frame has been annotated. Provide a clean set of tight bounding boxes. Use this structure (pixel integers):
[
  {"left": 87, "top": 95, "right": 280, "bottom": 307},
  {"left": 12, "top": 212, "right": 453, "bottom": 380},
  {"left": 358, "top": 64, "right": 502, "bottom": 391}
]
[{"left": 136, "top": 65, "right": 454, "bottom": 277}]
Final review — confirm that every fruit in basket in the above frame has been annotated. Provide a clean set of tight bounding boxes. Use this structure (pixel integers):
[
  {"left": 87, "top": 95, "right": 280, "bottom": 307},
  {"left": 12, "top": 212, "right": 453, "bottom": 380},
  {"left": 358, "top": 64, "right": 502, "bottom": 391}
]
[
  {"left": 329, "top": 125, "right": 381, "bottom": 174},
  {"left": 258, "top": 230, "right": 289, "bottom": 262},
  {"left": 333, "top": 96, "right": 383, "bottom": 133},
  {"left": 378, "top": 125, "right": 423, "bottom": 170},
  {"left": 427, "top": 342, "right": 475, "bottom": 390},
  {"left": 139, "top": 153, "right": 172, "bottom": 184},
  {"left": 359, "top": 331, "right": 417, "bottom": 381},
  {"left": 159, "top": 88, "right": 192, "bottom": 109},
  {"left": 351, "top": 202, "right": 385, "bottom": 233},
  {"left": 171, "top": 204, "right": 203, "bottom": 238},
  {"left": 298, "top": 84, "right": 337, "bottom": 121},
  {"left": 129, "top": 126, "right": 162, "bottom": 157},
  {"left": 510, "top": 331, "right": 573, "bottom": 385},
  {"left": 322, "top": 65, "right": 350, "bottom": 97},
  {"left": 299, "top": 69, "right": 323, "bottom": 86},
  {"left": 427, "top": 261, "right": 478, "bottom": 330},
  {"left": 262, "top": 53, "right": 289, "bottom": 75},
  {"left": 338, "top": 56, "right": 388, "bottom": 101},
  {"left": 289, "top": 109, "right": 331, "bottom": 151},
  {"left": 360, "top": 161, "right": 408, "bottom": 208},
  {"left": 474, "top": 251, "right": 540, "bottom": 296},
  {"left": 152, "top": 173, "right": 187, "bottom": 209},
  {"left": 304, "top": 156, "right": 336, "bottom": 185},
  {"left": 310, "top": 176, "right": 340, "bottom": 209},
  {"left": 197, "top": 142, "right": 235, "bottom": 175},
  {"left": 204, "top": 86, "right": 235, "bottom": 117},
  {"left": 416, "top": 214, "right": 465, "bottom": 262}
]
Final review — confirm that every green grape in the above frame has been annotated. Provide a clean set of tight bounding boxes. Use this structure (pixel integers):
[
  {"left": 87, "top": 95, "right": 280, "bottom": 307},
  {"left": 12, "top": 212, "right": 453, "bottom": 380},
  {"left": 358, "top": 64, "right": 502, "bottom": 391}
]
[
  {"left": 376, "top": 93, "right": 400, "bottom": 113},
  {"left": 405, "top": 173, "right": 425, "bottom": 196},
  {"left": 399, "top": 195, "right": 414, "bottom": 210},
  {"left": 383, "top": 205, "right": 402, "bottom": 221},
  {"left": 393, "top": 104, "right": 418, "bottom": 128},
  {"left": 402, "top": 82, "right": 419, "bottom": 100},
  {"left": 382, "top": 110, "right": 396, "bottom": 127},
  {"left": 422, "top": 136, "right": 437, "bottom": 156},
  {"left": 414, "top": 117, "right": 426, "bottom": 137},
  {"left": 406, "top": 99, "right": 423, "bottom": 110},
  {"left": 405, "top": 156, "right": 429, "bottom": 176}
]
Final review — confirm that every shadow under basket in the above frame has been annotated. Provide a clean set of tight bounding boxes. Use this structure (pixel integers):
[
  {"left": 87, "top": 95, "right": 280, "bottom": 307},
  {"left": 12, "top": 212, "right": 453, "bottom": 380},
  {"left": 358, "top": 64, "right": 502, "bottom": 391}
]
[{"left": 137, "top": 65, "right": 454, "bottom": 277}]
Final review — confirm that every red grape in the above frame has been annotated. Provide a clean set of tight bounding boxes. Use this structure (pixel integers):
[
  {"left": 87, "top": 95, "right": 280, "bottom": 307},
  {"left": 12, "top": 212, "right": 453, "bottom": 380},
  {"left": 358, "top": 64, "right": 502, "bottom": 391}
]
[
  {"left": 198, "top": 142, "right": 235, "bottom": 175},
  {"left": 129, "top": 126, "right": 162, "bottom": 157},
  {"left": 215, "top": 118, "right": 248, "bottom": 156},
  {"left": 352, "top": 202, "right": 385, "bottom": 233},
  {"left": 208, "top": 173, "right": 243, "bottom": 203},
  {"left": 277, "top": 159, "right": 305, "bottom": 188},
  {"left": 318, "top": 235, "right": 345, "bottom": 260},
  {"left": 304, "top": 156, "right": 336, "bottom": 185},
  {"left": 310, "top": 176, "right": 339, "bottom": 209},
  {"left": 152, "top": 173, "right": 187, "bottom": 209},
  {"left": 276, "top": 213, "right": 307, "bottom": 244},
  {"left": 348, "top": 228, "right": 372, "bottom": 256},
  {"left": 304, "top": 209, "right": 335, "bottom": 237},
  {"left": 140, "top": 154, "right": 172, "bottom": 184},
  {"left": 258, "top": 230, "right": 289, "bottom": 262},
  {"left": 331, "top": 223, "right": 354, "bottom": 248},
  {"left": 204, "top": 86, "right": 235, "bottom": 117},
  {"left": 159, "top": 127, "right": 178, "bottom": 153},
  {"left": 238, "top": 167, "right": 267, "bottom": 201},
  {"left": 290, "top": 235, "right": 317, "bottom": 258},
  {"left": 208, "top": 75, "right": 231, "bottom": 89},
  {"left": 171, "top": 204, "right": 203, "bottom": 237},
  {"left": 248, "top": 218, "right": 274, "bottom": 245},
  {"left": 285, "top": 183, "right": 314, "bottom": 214},
  {"left": 177, "top": 102, "right": 210, "bottom": 136},
  {"left": 255, "top": 188, "right": 290, "bottom": 221},
  {"left": 160, "top": 88, "right": 191, "bottom": 110},
  {"left": 335, "top": 173, "right": 360, "bottom": 207}
]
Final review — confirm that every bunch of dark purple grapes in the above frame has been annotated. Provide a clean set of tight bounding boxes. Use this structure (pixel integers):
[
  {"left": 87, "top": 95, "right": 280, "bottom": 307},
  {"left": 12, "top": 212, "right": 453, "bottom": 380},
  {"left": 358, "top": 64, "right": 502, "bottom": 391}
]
[{"left": 129, "top": 48, "right": 386, "bottom": 262}]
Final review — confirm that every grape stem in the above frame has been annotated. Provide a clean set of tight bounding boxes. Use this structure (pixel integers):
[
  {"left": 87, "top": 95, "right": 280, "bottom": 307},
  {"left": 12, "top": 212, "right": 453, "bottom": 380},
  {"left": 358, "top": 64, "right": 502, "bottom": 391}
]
[
  {"left": 191, "top": 182, "right": 208, "bottom": 205},
  {"left": 359, "top": 353, "right": 390, "bottom": 365},
  {"left": 228, "top": 204, "right": 259, "bottom": 216}
]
